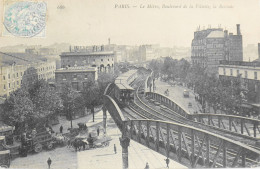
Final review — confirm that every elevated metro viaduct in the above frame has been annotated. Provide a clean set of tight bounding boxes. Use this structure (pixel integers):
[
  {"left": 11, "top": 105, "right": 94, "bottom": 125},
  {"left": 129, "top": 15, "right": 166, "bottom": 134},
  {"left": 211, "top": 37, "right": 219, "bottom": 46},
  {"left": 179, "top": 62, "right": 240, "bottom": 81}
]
[{"left": 102, "top": 72, "right": 260, "bottom": 169}]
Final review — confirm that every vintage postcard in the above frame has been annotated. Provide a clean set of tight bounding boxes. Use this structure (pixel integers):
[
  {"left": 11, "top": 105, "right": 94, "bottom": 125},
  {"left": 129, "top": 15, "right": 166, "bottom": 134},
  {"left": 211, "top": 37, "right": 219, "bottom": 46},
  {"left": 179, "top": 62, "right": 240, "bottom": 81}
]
[{"left": 0, "top": 0, "right": 260, "bottom": 168}]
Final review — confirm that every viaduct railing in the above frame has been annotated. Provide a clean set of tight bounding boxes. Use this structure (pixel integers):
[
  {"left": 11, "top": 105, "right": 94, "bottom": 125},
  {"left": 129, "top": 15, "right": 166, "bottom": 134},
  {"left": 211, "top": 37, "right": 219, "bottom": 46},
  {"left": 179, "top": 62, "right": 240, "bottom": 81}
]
[
  {"left": 145, "top": 91, "right": 260, "bottom": 139},
  {"left": 123, "top": 119, "right": 260, "bottom": 168},
  {"left": 146, "top": 92, "right": 191, "bottom": 119},
  {"left": 103, "top": 86, "right": 260, "bottom": 168},
  {"left": 192, "top": 114, "right": 260, "bottom": 139}
]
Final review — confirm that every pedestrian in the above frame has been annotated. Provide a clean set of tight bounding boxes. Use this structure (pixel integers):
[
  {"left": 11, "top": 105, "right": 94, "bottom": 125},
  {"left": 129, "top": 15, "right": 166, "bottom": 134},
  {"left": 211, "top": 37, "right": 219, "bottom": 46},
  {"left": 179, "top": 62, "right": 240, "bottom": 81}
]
[
  {"left": 144, "top": 162, "right": 149, "bottom": 169},
  {"left": 165, "top": 157, "right": 170, "bottom": 168},
  {"left": 97, "top": 127, "right": 100, "bottom": 136},
  {"left": 114, "top": 144, "right": 117, "bottom": 154},
  {"left": 47, "top": 157, "right": 52, "bottom": 169},
  {"left": 67, "top": 139, "right": 71, "bottom": 148},
  {"left": 82, "top": 141, "right": 86, "bottom": 150},
  {"left": 60, "top": 125, "right": 63, "bottom": 133}
]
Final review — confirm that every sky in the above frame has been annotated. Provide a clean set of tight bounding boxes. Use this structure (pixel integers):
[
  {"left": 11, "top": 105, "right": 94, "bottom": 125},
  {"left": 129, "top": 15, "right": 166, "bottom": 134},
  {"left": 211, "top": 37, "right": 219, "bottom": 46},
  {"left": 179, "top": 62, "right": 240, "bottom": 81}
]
[{"left": 0, "top": 0, "right": 260, "bottom": 48}]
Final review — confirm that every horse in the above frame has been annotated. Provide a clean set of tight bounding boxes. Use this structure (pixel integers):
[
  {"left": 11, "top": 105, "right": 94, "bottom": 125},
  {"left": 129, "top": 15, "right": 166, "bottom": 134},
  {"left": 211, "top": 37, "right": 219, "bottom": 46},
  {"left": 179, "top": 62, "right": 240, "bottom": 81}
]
[{"left": 72, "top": 139, "right": 86, "bottom": 151}]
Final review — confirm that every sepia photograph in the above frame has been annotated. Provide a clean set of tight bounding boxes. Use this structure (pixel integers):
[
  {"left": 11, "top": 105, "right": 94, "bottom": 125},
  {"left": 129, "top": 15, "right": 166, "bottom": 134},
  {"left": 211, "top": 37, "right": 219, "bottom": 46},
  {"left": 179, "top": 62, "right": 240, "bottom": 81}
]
[{"left": 0, "top": 0, "right": 260, "bottom": 168}]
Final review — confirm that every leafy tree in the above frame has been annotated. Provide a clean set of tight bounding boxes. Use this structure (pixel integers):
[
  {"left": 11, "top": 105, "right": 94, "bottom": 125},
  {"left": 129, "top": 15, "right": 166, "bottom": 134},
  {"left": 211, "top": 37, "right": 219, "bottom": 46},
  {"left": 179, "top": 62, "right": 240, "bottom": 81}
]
[
  {"left": 60, "top": 84, "right": 81, "bottom": 128},
  {"left": 81, "top": 80, "right": 101, "bottom": 122},
  {"left": 1, "top": 88, "right": 34, "bottom": 134},
  {"left": 27, "top": 80, "right": 62, "bottom": 124}
]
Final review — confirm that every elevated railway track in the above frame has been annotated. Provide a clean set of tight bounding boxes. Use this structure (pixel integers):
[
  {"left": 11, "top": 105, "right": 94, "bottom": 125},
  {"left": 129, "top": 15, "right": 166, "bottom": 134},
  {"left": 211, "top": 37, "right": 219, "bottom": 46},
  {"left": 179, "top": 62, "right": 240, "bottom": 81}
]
[{"left": 103, "top": 67, "right": 260, "bottom": 168}]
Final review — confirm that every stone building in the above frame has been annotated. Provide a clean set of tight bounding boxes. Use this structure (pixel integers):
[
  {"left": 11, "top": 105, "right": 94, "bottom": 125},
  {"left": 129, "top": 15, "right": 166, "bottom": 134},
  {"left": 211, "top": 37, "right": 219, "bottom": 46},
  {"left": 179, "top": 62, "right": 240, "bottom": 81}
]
[
  {"left": 191, "top": 24, "right": 243, "bottom": 74},
  {"left": 0, "top": 58, "right": 56, "bottom": 97},
  {"left": 218, "top": 59, "right": 260, "bottom": 113},
  {"left": 55, "top": 66, "right": 97, "bottom": 92},
  {"left": 60, "top": 46, "right": 115, "bottom": 73}
]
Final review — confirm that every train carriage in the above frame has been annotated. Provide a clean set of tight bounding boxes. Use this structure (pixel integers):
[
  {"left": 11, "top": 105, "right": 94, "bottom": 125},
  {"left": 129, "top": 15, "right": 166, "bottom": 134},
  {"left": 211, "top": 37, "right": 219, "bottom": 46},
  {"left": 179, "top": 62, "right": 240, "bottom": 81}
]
[{"left": 114, "top": 69, "right": 137, "bottom": 107}]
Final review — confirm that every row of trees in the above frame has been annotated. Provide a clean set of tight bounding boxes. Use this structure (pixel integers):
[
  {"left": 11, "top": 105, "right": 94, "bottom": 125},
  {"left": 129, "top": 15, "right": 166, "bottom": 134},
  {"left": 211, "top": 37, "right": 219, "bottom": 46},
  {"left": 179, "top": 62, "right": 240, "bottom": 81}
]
[
  {"left": 0, "top": 72, "right": 115, "bottom": 134},
  {"left": 148, "top": 57, "right": 253, "bottom": 115},
  {"left": 148, "top": 57, "right": 190, "bottom": 81}
]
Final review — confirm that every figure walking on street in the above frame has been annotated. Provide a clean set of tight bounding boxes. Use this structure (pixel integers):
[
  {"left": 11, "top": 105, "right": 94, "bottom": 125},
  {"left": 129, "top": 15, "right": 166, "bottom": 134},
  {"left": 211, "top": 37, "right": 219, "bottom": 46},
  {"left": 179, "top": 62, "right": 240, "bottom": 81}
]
[
  {"left": 60, "top": 125, "right": 63, "bottom": 133},
  {"left": 97, "top": 127, "right": 100, "bottom": 136},
  {"left": 145, "top": 162, "right": 149, "bottom": 169},
  {"left": 165, "top": 157, "right": 170, "bottom": 168},
  {"left": 114, "top": 144, "right": 117, "bottom": 154},
  {"left": 47, "top": 157, "right": 52, "bottom": 169}
]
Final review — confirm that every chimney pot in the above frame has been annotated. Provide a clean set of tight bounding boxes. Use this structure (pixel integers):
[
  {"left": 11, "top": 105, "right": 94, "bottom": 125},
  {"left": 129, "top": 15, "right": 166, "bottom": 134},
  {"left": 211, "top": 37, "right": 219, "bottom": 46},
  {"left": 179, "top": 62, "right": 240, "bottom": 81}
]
[
  {"left": 236, "top": 24, "right": 241, "bottom": 35},
  {"left": 258, "top": 43, "right": 260, "bottom": 59}
]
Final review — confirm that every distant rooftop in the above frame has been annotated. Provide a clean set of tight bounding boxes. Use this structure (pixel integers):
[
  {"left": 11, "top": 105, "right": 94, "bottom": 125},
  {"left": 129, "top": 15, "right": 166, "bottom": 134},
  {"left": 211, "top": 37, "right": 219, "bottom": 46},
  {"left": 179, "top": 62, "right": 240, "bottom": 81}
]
[
  {"left": 61, "top": 51, "right": 114, "bottom": 56},
  {"left": 207, "top": 31, "right": 224, "bottom": 38},
  {"left": 0, "top": 52, "right": 46, "bottom": 66},
  {"left": 219, "top": 60, "right": 260, "bottom": 67},
  {"left": 55, "top": 66, "right": 97, "bottom": 73}
]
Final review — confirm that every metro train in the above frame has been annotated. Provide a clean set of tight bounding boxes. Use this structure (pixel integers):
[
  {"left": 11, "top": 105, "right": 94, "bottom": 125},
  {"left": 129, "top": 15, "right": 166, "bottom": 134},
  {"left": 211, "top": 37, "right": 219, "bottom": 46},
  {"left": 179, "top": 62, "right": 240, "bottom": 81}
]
[{"left": 114, "top": 69, "right": 138, "bottom": 107}]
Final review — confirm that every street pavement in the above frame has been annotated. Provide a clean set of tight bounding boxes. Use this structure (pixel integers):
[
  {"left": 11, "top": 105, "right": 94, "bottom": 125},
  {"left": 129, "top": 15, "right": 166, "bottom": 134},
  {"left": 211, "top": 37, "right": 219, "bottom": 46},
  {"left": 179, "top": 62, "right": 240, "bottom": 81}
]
[
  {"left": 154, "top": 79, "right": 202, "bottom": 114},
  {"left": 10, "top": 110, "right": 188, "bottom": 169}
]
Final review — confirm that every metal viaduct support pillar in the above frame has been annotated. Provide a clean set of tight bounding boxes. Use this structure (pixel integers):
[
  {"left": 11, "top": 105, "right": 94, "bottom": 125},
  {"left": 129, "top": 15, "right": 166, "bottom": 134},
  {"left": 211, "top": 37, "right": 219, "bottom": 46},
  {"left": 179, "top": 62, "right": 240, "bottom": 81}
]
[
  {"left": 119, "top": 137, "right": 130, "bottom": 169},
  {"left": 102, "top": 107, "right": 107, "bottom": 134}
]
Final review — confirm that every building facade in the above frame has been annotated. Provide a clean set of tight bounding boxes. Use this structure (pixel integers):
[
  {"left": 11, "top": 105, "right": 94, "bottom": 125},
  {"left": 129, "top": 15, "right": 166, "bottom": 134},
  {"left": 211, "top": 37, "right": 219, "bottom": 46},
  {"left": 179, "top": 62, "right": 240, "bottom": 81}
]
[
  {"left": 55, "top": 67, "right": 97, "bottom": 92},
  {"left": 60, "top": 46, "right": 115, "bottom": 73},
  {"left": 218, "top": 60, "right": 260, "bottom": 112},
  {"left": 0, "top": 61, "right": 56, "bottom": 97},
  {"left": 191, "top": 24, "right": 243, "bottom": 74}
]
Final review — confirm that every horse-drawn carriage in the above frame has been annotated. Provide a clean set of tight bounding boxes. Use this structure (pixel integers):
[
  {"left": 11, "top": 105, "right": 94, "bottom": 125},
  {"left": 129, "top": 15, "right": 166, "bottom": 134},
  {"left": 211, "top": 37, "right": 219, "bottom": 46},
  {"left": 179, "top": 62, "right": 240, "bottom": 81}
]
[{"left": 66, "top": 124, "right": 112, "bottom": 151}]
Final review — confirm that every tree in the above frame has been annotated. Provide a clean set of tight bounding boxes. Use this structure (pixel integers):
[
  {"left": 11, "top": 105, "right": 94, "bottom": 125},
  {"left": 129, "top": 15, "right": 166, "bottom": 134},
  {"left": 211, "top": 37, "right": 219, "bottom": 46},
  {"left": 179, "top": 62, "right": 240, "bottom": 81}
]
[
  {"left": 1, "top": 88, "right": 34, "bottom": 134},
  {"left": 81, "top": 79, "right": 101, "bottom": 122},
  {"left": 60, "top": 84, "right": 81, "bottom": 128},
  {"left": 1, "top": 80, "right": 63, "bottom": 134},
  {"left": 27, "top": 80, "right": 62, "bottom": 125}
]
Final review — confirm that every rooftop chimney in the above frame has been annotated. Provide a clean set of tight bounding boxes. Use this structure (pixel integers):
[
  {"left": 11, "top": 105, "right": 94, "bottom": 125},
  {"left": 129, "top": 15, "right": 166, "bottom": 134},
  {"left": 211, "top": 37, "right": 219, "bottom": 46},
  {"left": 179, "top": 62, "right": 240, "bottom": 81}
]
[
  {"left": 258, "top": 43, "right": 260, "bottom": 59},
  {"left": 224, "top": 30, "right": 228, "bottom": 38},
  {"left": 237, "top": 24, "right": 241, "bottom": 35}
]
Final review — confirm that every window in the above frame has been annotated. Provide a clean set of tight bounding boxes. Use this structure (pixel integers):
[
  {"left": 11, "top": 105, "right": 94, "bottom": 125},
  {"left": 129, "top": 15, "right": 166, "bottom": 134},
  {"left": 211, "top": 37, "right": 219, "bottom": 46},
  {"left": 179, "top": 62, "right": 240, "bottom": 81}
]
[
  {"left": 17, "top": 73, "right": 18, "bottom": 77},
  {"left": 73, "top": 74, "right": 77, "bottom": 79},
  {"left": 17, "top": 81, "right": 19, "bottom": 85},
  {"left": 21, "top": 80, "right": 22, "bottom": 84},
  {"left": 255, "top": 72, "right": 257, "bottom": 80},
  {"left": 83, "top": 82, "right": 88, "bottom": 88},
  {"left": 3, "top": 76, "right": 5, "bottom": 80},
  {"left": 230, "top": 69, "right": 233, "bottom": 76},
  {"left": 72, "top": 82, "right": 79, "bottom": 91},
  {"left": 8, "top": 83, "right": 10, "bottom": 88},
  {"left": 245, "top": 71, "right": 248, "bottom": 78},
  {"left": 4, "top": 85, "right": 5, "bottom": 90},
  {"left": 237, "top": 70, "right": 240, "bottom": 76},
  {"left": 20, "top": 72, "right": 22, "bottom": 76},
  {"left": 101, "top": 59, "right": 103, "bottom": 61},
  {"left": 63, "top": 75, "right": 66, "bottom": 80},
  {"left": 108, "top": 59, "right": 109, "bottom": 61},
  {"left": 8, "top": 74, "right": 10, "bottom": 79},
  {"left": 84, "top": 74, "right": 88, "bottom": 79}
]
